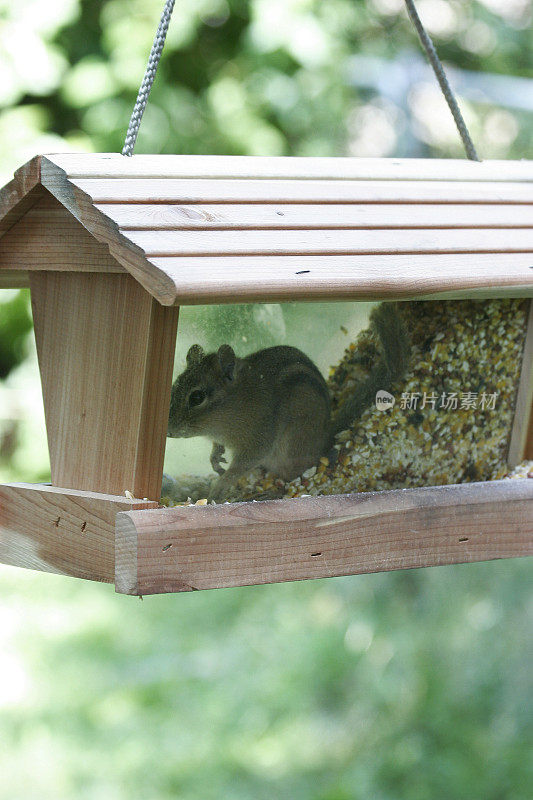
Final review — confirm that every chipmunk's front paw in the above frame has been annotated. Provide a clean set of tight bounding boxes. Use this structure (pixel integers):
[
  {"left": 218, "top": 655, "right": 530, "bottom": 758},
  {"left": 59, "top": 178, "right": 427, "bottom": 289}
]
[{"left": 210, "top": 442, "right": 227, "bottom": 476}]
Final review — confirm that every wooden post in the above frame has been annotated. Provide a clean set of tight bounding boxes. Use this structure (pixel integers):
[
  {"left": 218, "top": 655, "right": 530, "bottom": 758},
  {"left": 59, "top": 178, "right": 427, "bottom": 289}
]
[
  {"left": 30, "top": 271, "right": 178, "bottom": 499},
  {"left": 508, "top": 300, "right": 533, "bottom": 466}
]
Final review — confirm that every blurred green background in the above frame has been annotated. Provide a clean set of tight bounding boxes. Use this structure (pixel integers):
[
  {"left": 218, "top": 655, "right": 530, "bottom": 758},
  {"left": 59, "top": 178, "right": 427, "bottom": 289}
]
[{"left": 0, "top": 0, "right": 532, "bottom": 797}]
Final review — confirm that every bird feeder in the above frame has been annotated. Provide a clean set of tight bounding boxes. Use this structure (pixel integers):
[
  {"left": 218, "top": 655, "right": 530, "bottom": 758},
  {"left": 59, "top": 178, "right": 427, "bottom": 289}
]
[{"left": 0, "top": 153, "right": 532, "bottom": 595}]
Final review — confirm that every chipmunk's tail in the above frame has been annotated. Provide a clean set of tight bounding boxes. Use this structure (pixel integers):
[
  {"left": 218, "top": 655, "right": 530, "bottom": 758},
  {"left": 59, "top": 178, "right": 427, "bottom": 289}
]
[{"left": 330, "top": 302, "right": 410, "bottom": 438}]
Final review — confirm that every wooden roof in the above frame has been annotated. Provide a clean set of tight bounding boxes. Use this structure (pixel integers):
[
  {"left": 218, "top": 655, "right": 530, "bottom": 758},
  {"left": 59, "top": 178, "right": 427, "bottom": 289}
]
[{"left": 1, "top": 153, "right": 533, "bottom": 305}]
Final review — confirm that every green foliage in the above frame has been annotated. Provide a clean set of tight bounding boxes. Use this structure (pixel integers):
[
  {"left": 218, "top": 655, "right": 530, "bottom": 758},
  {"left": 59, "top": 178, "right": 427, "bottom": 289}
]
[
  {"left": 0, "top": 290, "right": 32, "bottom": 379},
  {"left": 0, "top": 559, "right": 531, "bottom": 799},
  {"left": 0, "top": 0, "right": 532, "bottom": 185}
]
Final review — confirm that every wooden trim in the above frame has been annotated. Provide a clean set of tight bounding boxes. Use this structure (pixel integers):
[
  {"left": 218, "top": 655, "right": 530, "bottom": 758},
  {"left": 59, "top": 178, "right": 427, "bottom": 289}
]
[
  {"left": 115, "top": 479, "right": 533, "bottom": 595},
  {"left": 150, "top": 253, "right": 533, "bottom": 305},
  {"left": 30, "top": 271, "right": 179, "bottom": 499},
  {"left": 0, "top": 156, "right": 43, "bottom": 239},
  {"left": 71, "top": 178, "right": 533, "bottom": 205},
  {"left": 509, "top": 300, "right": 533, "bottom": 464},
  {"left": 126, "top": 227, "right": 533, "bottom": 257},
  {"left": 100, "top": 203, "right": 533, "bottom": 231},
  {"left": 44, "top": 154, "right": 533, "bottom": 182},
  {"left": 0, "top": 483, "right": 157, "bottom": 582},
  {"left": 0, "top": 270, "right": 29, "bottom": 288}
]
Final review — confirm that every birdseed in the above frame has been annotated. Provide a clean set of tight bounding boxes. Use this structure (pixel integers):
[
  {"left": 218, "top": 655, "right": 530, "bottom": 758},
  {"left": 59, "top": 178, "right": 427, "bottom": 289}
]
[{"left": 162, "top": 299, "right": 531, "bottom": 505}]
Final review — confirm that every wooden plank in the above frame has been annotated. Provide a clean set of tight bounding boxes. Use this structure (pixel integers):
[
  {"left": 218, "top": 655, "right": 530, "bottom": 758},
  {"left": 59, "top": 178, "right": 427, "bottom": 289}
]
[
  {"left": 0, "top": 483, "right": 157, "bottom": 582},
  {"left": 149, "top": 253, "right": 533, "bottom": 305},
  {"left": 0, "top": 193, "right": 125, "bottom": 273},
  {"left": 30, "top": 271, "right": 178, "bottom": 499},
  {"left": 134, "top": 297, "right": 180, "bottom": 496},
  {"left": 46, "top": 153, "right": 533, "bottom": 182},
  {"left": 100, "top": 202, "right": 533, "bottom": 230},
  {"left": 72, "top": 178, "right": 533, "bottom": 204},
  {"left": 114, "top": 479, "right": 533, "bottom": 595},
  {"left": 0, "top": 270, "right": 29, "bottom": 288},
  {"left": 0, "top": 156, "right": 43, "bottom": 239},
  {"left": 127, "top": 228, "right": 533, "bottom": 257},
  {"left": 508, "top": 300, "right": 533, "bottom": 465}
]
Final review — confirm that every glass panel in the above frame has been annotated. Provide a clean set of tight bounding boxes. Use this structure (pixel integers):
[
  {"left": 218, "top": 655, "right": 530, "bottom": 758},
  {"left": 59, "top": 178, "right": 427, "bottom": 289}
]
[{"left": 163, "top": 298, "right": 530, "bottom": 505}]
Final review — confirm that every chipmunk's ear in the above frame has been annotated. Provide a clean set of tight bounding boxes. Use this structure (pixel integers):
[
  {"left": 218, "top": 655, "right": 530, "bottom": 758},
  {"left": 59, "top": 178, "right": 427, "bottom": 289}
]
[
  {"left": 217, "top": 344, "right": 236, "bottom": 382},
  {"left": 186, "top": 344, "right": 205, "bottom": 367}
]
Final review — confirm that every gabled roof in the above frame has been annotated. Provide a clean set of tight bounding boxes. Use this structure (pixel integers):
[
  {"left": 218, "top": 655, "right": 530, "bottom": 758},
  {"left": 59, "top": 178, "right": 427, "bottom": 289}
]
[{"left": 1, "top": 153, "right": 533, "bottom": 305}]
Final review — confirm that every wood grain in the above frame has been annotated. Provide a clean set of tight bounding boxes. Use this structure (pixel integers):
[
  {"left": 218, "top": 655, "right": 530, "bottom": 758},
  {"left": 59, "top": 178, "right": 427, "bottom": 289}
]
[
  {"left": 39, "top": 156, "right": 177, "bottom": 305},
  {"left": 0, "top": 483, "right": 157, "bottom": 582},
  {"left": 125, "top": 228, "right": 533, "bottom": 257},
  {"left": 508, "top": 300, "right": 533, "bottom": 465},
  {"left": 149, "top": 253, "right": 533, "bottom": 305},
  {"left": 30, "top": 271, "right": 178, "bottom": 499},
  {"left": 0, "top": 193, "right": 125, "bottom": 273},
  {"left": 0, "top": 270, "right": 29, "bottom": 288},
  {"left": 100, "top": 202, "right": 533, "bottom": 230},
  {"left": 72, "top": 178, "right": 533, "bottom": 205},
  {"left": 115, "top": 479, "right": 533, "bottom": 595},
  {"left": 0, "top": 155, "right": 43, "bottom": 239},
  {"left": 45, "top": 153, "right": 533, "bottom": 182}
]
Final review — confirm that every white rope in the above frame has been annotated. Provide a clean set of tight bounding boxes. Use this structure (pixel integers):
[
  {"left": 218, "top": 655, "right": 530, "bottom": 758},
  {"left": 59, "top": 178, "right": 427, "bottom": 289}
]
[
  {"left": 404, "top": 0, "right": 480, "bottom": 161},
  {"left": 122, "top": 0, "right": 176, "bottom": 157}
]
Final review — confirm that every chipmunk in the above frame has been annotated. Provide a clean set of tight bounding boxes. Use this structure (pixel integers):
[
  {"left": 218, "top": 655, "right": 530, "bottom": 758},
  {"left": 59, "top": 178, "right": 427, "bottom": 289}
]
[{"left": 167, "top": 302, "right": 409, "bottom": 503}]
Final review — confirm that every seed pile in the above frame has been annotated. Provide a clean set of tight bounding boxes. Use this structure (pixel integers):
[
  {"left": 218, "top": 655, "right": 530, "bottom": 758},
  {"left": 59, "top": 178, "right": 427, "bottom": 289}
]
[
  {"left": 162, "top": 299, "right": 530, "bottom": 506},
  {"left": 504, "top": 460, "right": 533, "bottom": 480}
]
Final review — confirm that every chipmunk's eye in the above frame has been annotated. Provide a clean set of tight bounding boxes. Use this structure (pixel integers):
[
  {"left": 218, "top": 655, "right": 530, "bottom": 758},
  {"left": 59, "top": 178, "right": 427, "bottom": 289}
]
[{"left": 188, "top": 389, "right": 207, "bottom": 408}]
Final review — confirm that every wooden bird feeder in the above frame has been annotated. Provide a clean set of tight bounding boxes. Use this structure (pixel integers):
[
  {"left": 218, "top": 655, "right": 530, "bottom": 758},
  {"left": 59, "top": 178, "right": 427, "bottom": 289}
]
[{"left": 0, "top": 153, "right": 532, "bottom": 595}]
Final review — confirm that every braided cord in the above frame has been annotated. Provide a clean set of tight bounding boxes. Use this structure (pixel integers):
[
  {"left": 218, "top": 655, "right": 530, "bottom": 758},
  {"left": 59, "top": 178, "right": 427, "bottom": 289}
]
[
  {"left": 404, "top": 0, "right": 479, "bottom": 161},
  {"left": 122, "top": 0, "right": 176, "bottom": 157},
  {"left": 122, "top": 0, "right": 479, "bottom": 161}
]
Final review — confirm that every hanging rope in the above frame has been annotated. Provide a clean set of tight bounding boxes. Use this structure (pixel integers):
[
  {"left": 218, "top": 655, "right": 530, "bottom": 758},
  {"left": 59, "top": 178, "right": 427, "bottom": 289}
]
[
  {"left": 122, "top": 0, "right": 176, "bottom": 157},
  {"left": 404, "top": 0, "right": 479, "bottom": 161},
  {"left": 122, "top": 0, "right": 480, "bottom": 161}
]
